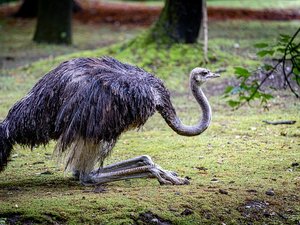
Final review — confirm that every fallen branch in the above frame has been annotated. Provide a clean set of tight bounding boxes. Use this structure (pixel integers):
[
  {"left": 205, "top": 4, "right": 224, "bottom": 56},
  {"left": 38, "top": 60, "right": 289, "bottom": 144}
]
[{"left": 262, "top": 120, "right": 296, "bottom": 125}]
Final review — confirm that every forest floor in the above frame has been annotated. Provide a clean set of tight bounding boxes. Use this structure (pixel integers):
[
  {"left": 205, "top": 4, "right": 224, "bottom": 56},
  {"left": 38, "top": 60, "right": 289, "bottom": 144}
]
[{"left": 0, "top": 2, "right": 300, "bottom": 225}]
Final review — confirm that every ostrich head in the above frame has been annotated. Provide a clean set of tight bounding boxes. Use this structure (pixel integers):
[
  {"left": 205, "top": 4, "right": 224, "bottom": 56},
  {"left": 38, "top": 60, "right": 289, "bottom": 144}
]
[{"left": 190, "top": 67, "right": 220, "bottom": 86}]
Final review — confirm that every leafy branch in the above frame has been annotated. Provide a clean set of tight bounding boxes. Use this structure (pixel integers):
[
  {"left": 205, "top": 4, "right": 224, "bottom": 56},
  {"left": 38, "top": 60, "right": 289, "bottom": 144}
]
[{"left": 224, "top": 27, "right": 300, "bottom": 109}]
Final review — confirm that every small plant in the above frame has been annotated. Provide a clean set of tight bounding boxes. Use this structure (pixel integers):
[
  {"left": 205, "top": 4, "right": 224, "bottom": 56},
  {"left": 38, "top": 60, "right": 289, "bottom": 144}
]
[{"left": 224, "top": 28, "right": 300, "bottom": 109}]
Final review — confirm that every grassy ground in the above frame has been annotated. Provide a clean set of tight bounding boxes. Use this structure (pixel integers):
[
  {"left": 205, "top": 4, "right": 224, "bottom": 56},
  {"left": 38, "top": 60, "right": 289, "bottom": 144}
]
[
  {"left": 0, "top": 18, "right": 300, "bottom": 224},
  {"left": 0, "top": 20, "right": 142, "bottom": 70},
  {"left": 206, "top": 0, "right": 300, "bottom": 9}
]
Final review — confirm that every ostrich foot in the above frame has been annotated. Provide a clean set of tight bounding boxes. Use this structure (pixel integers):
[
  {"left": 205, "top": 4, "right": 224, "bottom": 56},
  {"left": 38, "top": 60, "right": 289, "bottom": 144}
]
[
  {"left": 81, "top": 155, "right": 189, "bottom": 185},
  {"left": 148, "top": 166, "right": 190, "bottom": 185}
]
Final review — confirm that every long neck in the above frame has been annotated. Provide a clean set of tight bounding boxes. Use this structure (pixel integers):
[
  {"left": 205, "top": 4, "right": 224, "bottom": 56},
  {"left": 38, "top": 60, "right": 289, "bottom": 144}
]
[{"left": 159, "top": 81, "right": 211, "bottom": 137}]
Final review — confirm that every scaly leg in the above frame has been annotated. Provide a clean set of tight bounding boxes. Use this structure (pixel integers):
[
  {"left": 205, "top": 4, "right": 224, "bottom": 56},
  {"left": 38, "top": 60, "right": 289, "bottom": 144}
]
[{"left": 81, "top": 155, "right": 189, "bottom": 185}]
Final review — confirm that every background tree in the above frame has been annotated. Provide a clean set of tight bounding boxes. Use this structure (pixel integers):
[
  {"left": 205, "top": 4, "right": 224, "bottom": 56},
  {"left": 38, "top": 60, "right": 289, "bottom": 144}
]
[
  {"left": 33, "top": 0, "right": 72, "bottom": 45},
  {"left": 202, "top": 0, "right": 208, "bottom": 63},
  {"left": 14, "top": 0, "right": 81, "bottom": 18},
  {"left": 14, "top": 0, "right": 37, "bottom": 18},
  {"left": 149, "top": 0, "right": 203, "bottom": 44}
]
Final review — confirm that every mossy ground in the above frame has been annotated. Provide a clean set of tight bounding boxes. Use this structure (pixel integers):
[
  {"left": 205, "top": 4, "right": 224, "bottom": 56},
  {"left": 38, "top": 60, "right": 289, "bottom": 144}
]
[{"left": 0, "top": 17, "right": 299, "bottom": 224}]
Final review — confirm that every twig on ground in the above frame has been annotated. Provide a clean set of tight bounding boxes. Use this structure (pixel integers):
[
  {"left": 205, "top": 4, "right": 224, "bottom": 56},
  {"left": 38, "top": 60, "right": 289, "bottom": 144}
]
[{"left": 262, "top": 120, "right": 296, "bottom": 125}]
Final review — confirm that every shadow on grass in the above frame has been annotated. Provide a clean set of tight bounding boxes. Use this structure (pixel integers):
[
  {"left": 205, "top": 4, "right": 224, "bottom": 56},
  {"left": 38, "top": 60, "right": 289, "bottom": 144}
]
[
  {"left": 0, "top": 211, "right": 68, "bottom": 225},
  {"left": 0, "top": 175, "right": 81, "bottom": 190}
]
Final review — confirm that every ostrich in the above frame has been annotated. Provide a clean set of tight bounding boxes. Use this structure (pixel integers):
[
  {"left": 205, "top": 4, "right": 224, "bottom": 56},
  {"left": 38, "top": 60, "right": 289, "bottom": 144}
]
[{"left": 0, "top": 57, "right": 219, "bottom": 185}]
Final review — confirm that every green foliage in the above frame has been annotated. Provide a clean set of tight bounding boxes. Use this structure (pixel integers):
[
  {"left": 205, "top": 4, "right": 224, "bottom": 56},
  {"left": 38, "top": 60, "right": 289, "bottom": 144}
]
[
  {"left": 224, "top": 28, "right": 300, "bottom": 109},
  {"left": 234, "top": 67, "right": 251, "bottom": 78},
  {"left": 256, "top": 50, "right": 275, "bottom": 57}
]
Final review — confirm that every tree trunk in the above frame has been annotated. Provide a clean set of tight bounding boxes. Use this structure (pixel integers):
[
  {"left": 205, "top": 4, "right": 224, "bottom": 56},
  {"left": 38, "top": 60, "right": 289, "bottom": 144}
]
[
  {"left": 150, "top": 0, "right": 203, "bottom": 44},
  {"left": 14, "top": 0, "right": 81, "bottom": 18},
  {"left": 202, "top": 0, "right": 208, "bottom": 63},
  {"left": 14, "top": 0, "right": 38, "bottom": 18},
  {"left": 33, "top": 0, "right": 72, "bottom": 45}
]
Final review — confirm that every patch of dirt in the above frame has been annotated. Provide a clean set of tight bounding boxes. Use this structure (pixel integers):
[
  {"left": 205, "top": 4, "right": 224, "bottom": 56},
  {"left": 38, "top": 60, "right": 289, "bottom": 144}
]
[
  {"left": 239, "top": 200, "right": 271, "bottom": 220},
  {"left": 0, "top": 212, "right": 67, "bottom": 224},
  {"left": 254, "top": 61, "right": 300, "bottom": 91},
  {"left": 74, "top": 1, "right": 160, "bottom": 25},
  {"left": 43, "top": 212, "right": 67, "bottom": 224},
  {"left": 132, "top": 211, "right": 173, "bottom": 225},
  {"left": 1, "top": 2, "right": 300, "bottom": 26},
  {"left": 237, "top": 200, "right": 288, "bottom": 223},
  {"left": 180, "top": 208, "right": 194, "bottom": 216},
  {"left": 0, "top": 213, "right": 39, "bottom": 225}
]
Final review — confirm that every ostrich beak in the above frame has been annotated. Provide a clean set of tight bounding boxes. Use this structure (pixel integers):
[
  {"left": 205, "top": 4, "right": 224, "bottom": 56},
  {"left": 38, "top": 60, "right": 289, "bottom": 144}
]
[{"left": 207, "top": 73, "right": 220, "bottom": 79}]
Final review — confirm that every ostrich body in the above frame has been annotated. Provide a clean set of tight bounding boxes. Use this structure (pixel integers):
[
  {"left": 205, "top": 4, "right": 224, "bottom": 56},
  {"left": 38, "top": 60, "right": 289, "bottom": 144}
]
[{"left": 0, "top": 57, "right": 219, "bottom": 185}]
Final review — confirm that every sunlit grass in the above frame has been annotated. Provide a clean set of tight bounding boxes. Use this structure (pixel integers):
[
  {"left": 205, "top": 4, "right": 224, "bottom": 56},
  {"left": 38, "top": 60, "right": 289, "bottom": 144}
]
[
  {"left": 0, "top": 19, "right": 299, "bottom": 224},
  {"left": 0, "top": 97, "right": 299, "bottom": 224}
]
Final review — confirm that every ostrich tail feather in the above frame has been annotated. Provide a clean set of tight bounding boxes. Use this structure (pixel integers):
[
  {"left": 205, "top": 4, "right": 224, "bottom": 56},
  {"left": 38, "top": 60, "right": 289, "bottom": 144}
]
[{"left": 0, "top": 122, "right": 13, "bottom": 172}]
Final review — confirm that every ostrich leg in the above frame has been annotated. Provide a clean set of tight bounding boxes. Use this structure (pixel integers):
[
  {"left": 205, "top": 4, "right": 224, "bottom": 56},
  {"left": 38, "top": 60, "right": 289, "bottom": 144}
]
[{"left": 82, "top": 155, "right": 189, "bottom": 185}]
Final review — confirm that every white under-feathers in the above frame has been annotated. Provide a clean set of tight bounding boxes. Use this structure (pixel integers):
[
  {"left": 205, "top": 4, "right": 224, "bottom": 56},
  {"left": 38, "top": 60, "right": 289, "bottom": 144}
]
[{"left": 54, "top": 137, "right": 116, "bottom": 173}]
